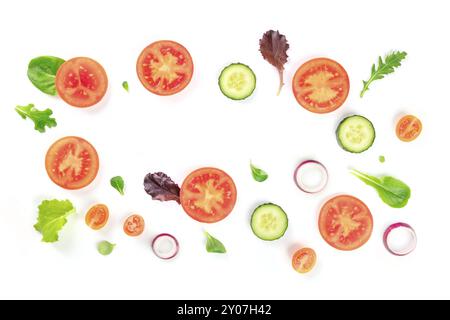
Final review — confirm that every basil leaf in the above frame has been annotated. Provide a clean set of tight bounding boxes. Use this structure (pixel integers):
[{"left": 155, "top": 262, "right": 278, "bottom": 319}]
[
  {"left": 250, "top": 163, "right": 268, "bottom": 182},
  {"left": 97, "top": 241, "right": 116, "bottom": 256},
  {"left": 110, "top": 176, "right": 125, "bottom": 195},
  {"left": 27, "top": 56, "right": 65, "bottom": 95},
  {"left": 205, "top": 231, "right": 226, "bottom": 254}
]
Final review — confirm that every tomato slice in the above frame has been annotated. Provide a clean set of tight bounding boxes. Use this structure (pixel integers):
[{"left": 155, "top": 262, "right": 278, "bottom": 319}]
[
  {"left": 319, "top": 195, "right": 373, "bottom": 251},
  {"left": 45, "top": 136, "right": 99, "bottom": 190},
  {"left": 180, "top": 167, "right": 237, "bottom": 223},
  {"left": 396, "top": 115, "right": 422, "bottom": 142},
  {"left": 292, "top": 58, "right": 349, "bottom": 114},
  {"left": 123, "top": 214, "right": 145, "bottom": 237},
  {"left": 292, "top": 248, "right": 317, "bottom": 274},
  {"left": 55, "top": 57, "right": 108, "bottom": 108},
  {"left": 137, "top": 40, "right": 194, "bottom": 95},
  {"left": 85, "top": 204, "right": 109, "bottom": 230}
]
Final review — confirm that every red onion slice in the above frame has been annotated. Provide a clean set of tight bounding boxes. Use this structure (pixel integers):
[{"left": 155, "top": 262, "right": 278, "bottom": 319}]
[
  {"left": 383, "top": 223, "right": 417, "bottom": 256},
  {"left": 152, "top": 233, "right": 179, "bottom": 260},
  {"left": 294, "top": 160, "right": 328, "bottom": 194}
]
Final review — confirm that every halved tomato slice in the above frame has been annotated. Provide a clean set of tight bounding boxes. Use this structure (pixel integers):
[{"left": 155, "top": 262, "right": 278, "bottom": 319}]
[
  {"left": 292, "top": 58, "right": 349, "bottom": 114},
  {"left": 396, "top": 115, "right": 422, "bottom": 142},
  {"left": 85, "top": 204, "right": 109, "bottom": 230},
  {"left": 319, "top": 195, "right": 373, "bottom": 251},
  {"left": 45, "top": 136, "right": 99, "bottom": 190},
  {"left": 123, "top": 214, "right": 145, "bottom": 237},
  {"left": 137, "top": 40, "right": 194, "bottom": 95},
  {"left": 180, "top": 168, "right": 237, "bottom": 223},
  {"left": 292, "top": 248, "right": 317, "bottom": 274},
  {"left": 55, "top": 57, "right": 108, "bottom": 108}
]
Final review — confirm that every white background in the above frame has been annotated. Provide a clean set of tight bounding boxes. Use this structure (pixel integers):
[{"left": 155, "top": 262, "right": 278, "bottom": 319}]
[{"left": 0, "top": 0, "right": 449, "bottom": 300}]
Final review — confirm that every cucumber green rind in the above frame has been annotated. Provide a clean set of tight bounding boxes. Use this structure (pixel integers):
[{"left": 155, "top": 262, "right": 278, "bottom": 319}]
[
  {"left": 251, "top": 203, "right": 288, "bottom": 241},
  {"left": 336, "top": 115, "right": 376, "bottom": 153},
  {"left": 218, "top": 63, "right": 256, "bottom": 100}
]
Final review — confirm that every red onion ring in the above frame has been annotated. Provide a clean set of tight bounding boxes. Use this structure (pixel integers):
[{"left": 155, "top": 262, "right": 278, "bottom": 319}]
[
  {"left": 294, "top": 160, "right": 328, "bottom": 194},
  {"left": 151, "top": 233, "right": 179, "bottom": 260},
  {"left": 383, "top": 223, "right": 417, "bottom": 256}
]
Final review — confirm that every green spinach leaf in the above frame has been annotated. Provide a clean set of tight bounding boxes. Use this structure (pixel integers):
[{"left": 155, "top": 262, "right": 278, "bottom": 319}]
[{"left": 27, "top": 56, "right": 65, "bottom": 95}]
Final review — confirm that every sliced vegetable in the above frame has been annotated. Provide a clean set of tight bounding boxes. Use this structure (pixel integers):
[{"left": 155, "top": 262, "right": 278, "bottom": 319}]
[
  {"left": 34, "top": 199, "right": 76, "bottom": 243},
  {"left": 27, "top": 56, "right": 65, "bottom": 95},
  {"left": 85, "top": 204, "right": 109, "bottom": 230},
  {"left": 97, "top": 241, "right": 116, "bottom": 256},
  {"left": 336, "top": 115, "right": 376, "bottom": 153},
  {"left": 251, "top": 203, "right": 288, "bottom": 241},
  {"left": 137, "top": 40, "right": 193, "bottom": 96},
  {"left": 294, "top": 160, "right": 328, "bottom": 193},
  {"left": 204, "top": 231, "right": 226, "bottom": 254},
  {"left": 379, "top": 155, "right": 386, "bottom": 163},
  {"left": 122, "top": 81, "right": 129, "bottom": 92},
  {"left": 250, "top": 163, "right": 268, "bottom": 182},
  {"left": 319, "top": 195, "right": 373, "bottom": 251},
  {"left": 383, "top": 223, "right": 417, "bottom": 256},
  {"left": 360, "top": 51, "right": 407, "bottom": 97},
  {"left": 144, "top": 172, "right": 180, "bottom": 204},
  {"left": 292, "top": 248, "right": 317, "bottom": 274},
  {"left": 152, "top": 233, "right": 179, "bottom": 259},
  {"left": 180, "top": 167, "right": 237, "bottom": 223},
  {"left": 123, "top": 214, "right": 145, "bottom": 237},
  {"left": 259, "top": 30, "right": 289, "bottom": 95},
  {"left": 396, "top": 115, "right": 422, "bottom": 142},
  {"left": 218, "top": 63, "right": 256, "bottom": 100},
  {"left": 15, "top": 104, "right": 57, "bottom": 133},
  {"left": 293, "top": 58, "right": 349, "bottom": 114},
  {"left": 55, "top": 57, "right": 108, "bottom": 108},
  {"left": 110, "top": 176, "right": 125, "bottom": 195},
  {"left": 45, "top": 136, "right": 99, "bottom": 190},
  {"left": 350, "top": 169, "right": 411, "bottom": 208}
]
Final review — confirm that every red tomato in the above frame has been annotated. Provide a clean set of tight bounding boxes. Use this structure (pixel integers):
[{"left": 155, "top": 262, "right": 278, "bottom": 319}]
[
  {"left": 319, "top": 195, "right": 373, "bottom": 251},
  {"left": 137, "top": 40, "right": 194, "bottom": 95},
  {"left": 292, "top": 58, "right": 349, "bottom": 114},
  {"left": 55, "top": 57, "right": 108, "bottom": 108},
  {"left": 180, "top": 168, "right": 237, "bottom": 223},
  {"left": 396, "top": 115, "right": 422, "bottom": 142},
  {"left": 45, "top": 136, "right": 99, "bottom": 190},
  {"left": 123, "top": 214, "right": 145, "bottom": 237},
  {"left": 292, "top": 248, "right": 317, "bottom": 274},
  {"left": 85, "top": 204, "right": 109, "bottom": 230}
]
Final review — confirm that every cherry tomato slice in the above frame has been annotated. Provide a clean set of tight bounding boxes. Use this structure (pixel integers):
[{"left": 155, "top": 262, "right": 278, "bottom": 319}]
[
  {"left": 123, "top": 214, "right": 145, "bottom": 237},
  {"left": 396, "top": 115, "right": 422, "bottom": 142},
  {"left": 85, "top": 204, "right": 109, "bottom": 230},
  {"left": 292, "top": 248, "right": 317, "bottom": 274}
]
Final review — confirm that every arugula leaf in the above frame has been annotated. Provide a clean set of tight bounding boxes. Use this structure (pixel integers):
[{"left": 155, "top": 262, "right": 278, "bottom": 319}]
[
  {"left": 34, "top": 199, "right": 76, "bottom": 243},
  {"left": 122, "top": 81, "right": 129, "bottom": 92},
  {"left": 144, "top": 172, "right": 180, "bottom": 204},
  {"left": 250, "top": 163, "right": 268, "bottom": 182},
  {"left": 205, "top": 231, "right": 226, "bottom": 254},
  {"left": 27, "top": 56, "right": 65, "bottom": 95},
  {"left": 360, "top": 51, "right": 407, "bottom": 97},
  {"left": 15, "top": 104, "right": 57, "bottom": 133},
  {"left": 350, "top": 169, "right": 411, "bottom": 208},
  {"left": 259, "top": 30, "right": 289, "bottom": 95},
  {"left": 110, "top": 176, "right": 125, "bottom": 195},
  {"left": 97, "top": 241, "right": 116, "bottom": 256}
]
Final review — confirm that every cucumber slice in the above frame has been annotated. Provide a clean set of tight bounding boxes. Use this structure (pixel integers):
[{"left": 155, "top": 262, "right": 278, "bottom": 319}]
[
  {"left": 251, "top": 203, "right": 288, "bottom": 241},
  {"left": 336, "top": 115, "right": 376, "bottom": 153},
  {"left": 219, "top": 63, "right": 256, "bottom": 100}
]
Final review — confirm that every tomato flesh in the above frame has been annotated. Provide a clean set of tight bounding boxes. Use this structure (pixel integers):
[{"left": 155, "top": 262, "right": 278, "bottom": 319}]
[
  {"left": 293, "top": 58, "right": 349, "bottom": 114},
  {"left": 180, "top": 168, "right": 237, "bottom": 223},
  {"left": 85, "top": 204, "right": 109, "bottom": 230},
  {"left": 396, "top": 115, "right": 422, "bottom": 142},
  {"left": 292, "top": 248, "right": 317, "bottom": 274},
  {"left": 319, "top": 195, "right": 373, "bottom": 251},
  {"left": 56, "top": 57, "right": 108, "bottom": 108},
  {"left": 124, "top": 214, "right": 145, "bottom": 237},
  {"left": 137, "top": 40, "right": 193, "bottom": 95},
  {"left": 45, "top": 136, "right": 99, "bottom": 190}
]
